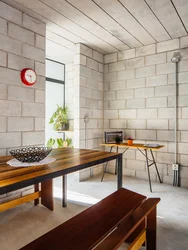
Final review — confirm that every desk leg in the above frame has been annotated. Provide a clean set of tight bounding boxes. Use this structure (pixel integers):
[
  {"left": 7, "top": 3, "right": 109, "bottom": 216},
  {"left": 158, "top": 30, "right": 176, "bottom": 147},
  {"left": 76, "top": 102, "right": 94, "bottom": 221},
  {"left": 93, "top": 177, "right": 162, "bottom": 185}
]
[
  {"left": 101, "top": 146, "right": 113, "bottom": 182},
  {"left": 117, "top": 154, "right": 123, "bottom": 190},
  {"left": 62, "top": 175, "right": 67, "bottom": 207},
  {"left": 145, "top": 149, "right": 152, "bottom": 193},
  {"left": 150, "top": 149, "right": 162, "bottom": 183},
  {"left": 115, "top": 146, "right": 118, "bottom": 175},
  {"left": 41, "top": 179, "right": 54, "bottom": 211},
  {"left": 34, "top": 183, "right": 39, "bottom": 206}
]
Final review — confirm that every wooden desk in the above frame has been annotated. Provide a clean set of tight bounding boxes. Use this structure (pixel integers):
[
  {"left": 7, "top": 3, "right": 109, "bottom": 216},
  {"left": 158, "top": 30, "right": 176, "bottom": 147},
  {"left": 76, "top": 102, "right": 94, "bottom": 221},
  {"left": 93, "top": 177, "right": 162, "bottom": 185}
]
[
  {"left": 101, "top": 143, "right": 164, "bottom": 192},
  {"left": 0, "top": 148, "right": 122, "bottom": 212},
  {"left": 20, "top": 188, "right": 160, "bottom": 250}
]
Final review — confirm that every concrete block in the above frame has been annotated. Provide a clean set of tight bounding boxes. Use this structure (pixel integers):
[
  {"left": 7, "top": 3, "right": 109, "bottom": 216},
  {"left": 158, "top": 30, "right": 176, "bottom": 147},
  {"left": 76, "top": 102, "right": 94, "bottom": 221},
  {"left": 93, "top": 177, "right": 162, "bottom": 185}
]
[
  {"left": 77, "top": 43, "right": 92, "bottom": 58},
  {"left": 0, "top": 117, "right": 6, "bottom": 132},
  {"left": 180, "top": 154, "right": 188, "bottom": 166},
  {"left": 136, "top": 150, "right": 156, "bottom": 161},
  {"left": 93, "top": 109, "right": 103, "bottom": 119},
  {"left": 126, "top": 57, "right": 144, "bottom": 69},
  {"left": 172, "top": 119, "right": 188, "bottom": 130},
  {"left": 146, "top": 97, "right": 167, "bottom": 108},
  {"left": 0, "top": 17, "right": 7, "bottom": 35},
  {"left": 163, "top": 175, "right": 173, "bottom": 185},
  {"left": 158, "top": 108, "right": 174, "bottom": 119},
  {"left": 135, "top": 87, "right": 154, "bottom": 98},
  {"left": 23, "top": 44, "right": 45, "bottom": 63},
  {"left": 109, "top": 119, "right": 126, "bottom": 129},
  {"left": 8, "top": 86, "right": 34, "bottom": 103},
  {"left": 119, "top": 109, "right": 136, "bottom": 119},
  {"left": 104, "top": 110, "right": 118, "bottom": 119},
  {"left": 137, "top": 109, "right": 157, "bottom": 119},
  {"left": 127, "top": 98, "right": 145, "bottom": 109},
  {"left": 157, "top": 152, "right": 174, "bottom": 164},
  {"left": 86, "top": 57, "right": 98, "bottom": 71},
  {"left": 22, "top": 102, "right": 45, "bottom": 117},
  {"left": 136, "top": 65, "right": 155, "bottom": 78},
  {"left": 92, "top": 71, "right": 103, "bottom": 81},
  {"left": 0, "top": 50, "right": 6, "bottom": 67},
  {"left": 155, "top": 85, "right": 175, "bottom": 97},
  {"left": 92, "top": 90, "right": 103, "bottom": 100},
  {"left": 180, "top": 36, "right": 188, "bottom": 48},
  {"left": 168, "top": 96, "right": 188, "bottom": 107},
  {"left": 8, "top": 54, "right": 34, "bottom": 71},
  {"left": 110, "top": 81, "right": 126, "bottom": 90},
  {"left": 0, "top": 2, "right": 22, "bottom": 25},
  {"left": 0, "top": 33, "right": 21, "bottom": 55},
  {"left": 104, "top": 90, "right": 116, "bottom": 100},
  {"left": 35, "top": 62, "right": 45, "bottom": 76},
  {"left": 136, "top": 130, "right": 156, "bottom": 140},
  {"left": 35, "top": 34, "right": 45, "bottom": 50},
  {"left": 127, "top": 78, "right": 145, "bottom": 89},
  {"left": 109, "top": 100, "right": 126, "bottom": 110},
  {"left": 180, "top": 178, "right": 188, "bottom": 188},
  {"left": 0, "top": 132, "right": 21, "bottom": 148},
  {"left": 167, "top": 48, "right": 188, "bottom": 62},
  {"left": 8, "top": 23, "right": 34, "bottom": 46},
  {"left": 0, "top": 100, "right": 21, "bottom": 116},
  {"left": 35, "top": 90, "right": 45, "bottom": 103},
  {"left": 8, "top": 117, "right": 34, "bottom": 132},
  {"left": 124, "top": 169, "right": 136, "bottom": 178},
  {"left": 145, "top": 53, "right": 166, "bottom": 66},
  {"left": 157, "top": 131, "right": 175, "bottom": 142},
  {"left": 182, "top": 107, "right": 188, "bottom": 118},
  {"left": 146, "top": 75, "right": 167, "bottom": 87},
  {"left": 136, "top": 170, "right": 156, "bottom": 182},
  {"left": 177, "top": 143, "right": 188, "bottom": 154},
  {"left": 147, "top": 119, "right": 168, "bottom": 129},
  {"left": 122, "top": 149, "right": 135, "bottom": 160},
  {"left": 181, "top": 131, "right": 188, "bottom": 142},
  {"left": 157, "top": 63, "right": 175, "bottom": 75},
  {"left": 23, "top": 14, "right": 46, "bottom": 36},
  {"left": 99, "top": 63, "right": 103, "bottom": 73},
  {"left": 157, "top": 39, "right": 179, "bottom": 53},
  {"left": 109, "top": 61, "right": 125, "bottom": 72},
  {"left": 118, "top": 69, "right": 135, "bottom": 80},
  {"left": 117, "top": 89, "right": 134, "bottom": 99},
  {"left": 35, "top": 118, "right": 45, "bottom": 131},
  {"left": 104, "top": 53, "right": 117, "bottom": 63},
  {"left": 80, "top": 65, "right": 93, "bottom": 78},
  {"left": 136, "top": 44, "right": 156, "bottom": 57},
  {"left": 104, "top": 72, "right": 117, "bottom": 82},
  {"left": 0, "top": 84, "right": 7, "bottom": 99},
  {"left": 118, "top": 49, "right": 135, "bottom": 61},
  {"left": 22, "top": 131, "right": 45, "bottom": 146},
  {"left": 127, "top": 159, "right": 145, "bottom": 171},
  {"left": 168, "top": 72, "right": 188, "bottom": 84},
  {"left": 74, "top": 54, "right": 86, "bottom": 66},
  {"left": 93, "top": 50, "right": 103, "bottom": 63},
  {"left": 179, "top": 60, "right": 188, "bottom": 72},
  {"left": 104, "top": 65, "right": 108, "bottom": 73},
  {"left": 127, "top": 120, "right": 146, "bottom": 129},
  {"left": 35, "top": 76, "right": 45, "bottom": 90}
]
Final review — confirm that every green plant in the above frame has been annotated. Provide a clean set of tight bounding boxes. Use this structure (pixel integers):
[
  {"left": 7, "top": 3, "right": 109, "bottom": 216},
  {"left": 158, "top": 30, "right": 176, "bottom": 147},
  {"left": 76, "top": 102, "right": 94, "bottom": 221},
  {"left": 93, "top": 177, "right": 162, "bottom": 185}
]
[
  {"left": 47, "top": 137, "right": 72, "bottom": 148},
  {"left": 115, "top": 135, "right": 122, "bottom": 144},
  {"left": 49, "top": 105, "right": 68, "bottom": 131}
]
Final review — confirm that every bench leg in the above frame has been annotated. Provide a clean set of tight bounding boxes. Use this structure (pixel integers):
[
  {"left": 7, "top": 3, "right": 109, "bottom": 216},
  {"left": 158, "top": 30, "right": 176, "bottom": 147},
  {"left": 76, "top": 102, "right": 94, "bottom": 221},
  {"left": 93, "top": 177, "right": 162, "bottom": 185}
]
[
  {"left": 34, "top": 183, "right": 39, "bottom": 206},
  {"left": 146, "top": 207, "right": 157, "bottom": 250},
  {"left": 62, "top": 175, "right": 67, "bottom": 207},
  {"left": 41, "top": 179, "right": 54, "bottom": 211}
]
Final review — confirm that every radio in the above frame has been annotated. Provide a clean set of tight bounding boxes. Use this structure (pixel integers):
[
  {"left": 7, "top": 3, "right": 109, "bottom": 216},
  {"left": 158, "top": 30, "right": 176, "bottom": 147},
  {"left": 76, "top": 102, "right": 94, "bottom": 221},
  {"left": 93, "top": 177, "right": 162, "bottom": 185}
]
[{"left": 104, "top": 131, "right": 123, "bottom": 144}]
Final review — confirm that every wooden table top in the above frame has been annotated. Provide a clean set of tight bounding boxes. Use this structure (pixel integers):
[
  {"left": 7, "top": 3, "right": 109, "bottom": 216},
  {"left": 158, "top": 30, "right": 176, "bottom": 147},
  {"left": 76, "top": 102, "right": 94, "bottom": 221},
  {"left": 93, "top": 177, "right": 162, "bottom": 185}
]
[
  {"left": 0, "top": 148, "right": 121, "bottom": 195},
  {"left": 20, "top": 188, "right": 147, "bottom": 250},
  {"left": 101, "top": 143, "right": 164, "bottom": 150}
]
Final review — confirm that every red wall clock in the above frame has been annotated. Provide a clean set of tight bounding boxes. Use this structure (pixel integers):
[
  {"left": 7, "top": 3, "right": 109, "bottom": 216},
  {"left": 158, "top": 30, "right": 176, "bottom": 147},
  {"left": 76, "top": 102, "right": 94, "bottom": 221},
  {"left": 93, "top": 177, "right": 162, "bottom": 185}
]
[{"left": 21, "top": 68, "right": 37, "bottom": 86}]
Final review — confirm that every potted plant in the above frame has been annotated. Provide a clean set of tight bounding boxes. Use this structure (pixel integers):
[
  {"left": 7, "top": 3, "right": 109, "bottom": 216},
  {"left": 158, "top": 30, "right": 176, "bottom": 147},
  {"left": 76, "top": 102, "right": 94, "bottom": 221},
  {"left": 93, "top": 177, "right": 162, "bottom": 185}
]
[
  {"left": 47, "top": 137, "right": 72, "bottom": 148},
  {"left": 127, "top": 137, "right": 134, "bottom": 146},
  {"left": 115, "top": 135, "right": 122, "bottom": 144},
  {"left": 49, "top": 105, "right": 69, "bottom": 131}
]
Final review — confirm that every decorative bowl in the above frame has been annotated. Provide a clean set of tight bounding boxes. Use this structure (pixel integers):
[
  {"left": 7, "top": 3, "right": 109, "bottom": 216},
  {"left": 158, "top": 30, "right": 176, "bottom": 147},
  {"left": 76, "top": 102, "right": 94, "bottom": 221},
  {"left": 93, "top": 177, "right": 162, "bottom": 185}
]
[{"left": 9, "top": 146, "right": 52, "bottom": 163}]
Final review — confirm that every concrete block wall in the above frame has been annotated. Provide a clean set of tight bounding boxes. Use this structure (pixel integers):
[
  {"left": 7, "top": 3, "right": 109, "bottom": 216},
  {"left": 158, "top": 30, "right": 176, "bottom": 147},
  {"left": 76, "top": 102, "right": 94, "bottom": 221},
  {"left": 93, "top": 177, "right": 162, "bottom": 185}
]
[
  {"left": 0, "top": 2, "right": 46, "bottom": 202},
  {"left": 104, "top": 37, "right": 188, "bottom": 188},
  {"left": 74, "top": 44, "right": 104, "bottom": 180}
]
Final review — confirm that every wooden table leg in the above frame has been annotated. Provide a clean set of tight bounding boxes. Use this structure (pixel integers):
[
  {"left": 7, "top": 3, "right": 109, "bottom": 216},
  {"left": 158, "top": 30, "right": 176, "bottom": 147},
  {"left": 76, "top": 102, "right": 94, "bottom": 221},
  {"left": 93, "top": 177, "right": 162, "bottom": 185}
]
[
  {"left": 117, "top": 154, "right": 123, "bottom": 190},
  {"left": 62, "top": 175, "right": 67, "bottom": 207},
  {"left": 146, "top": 207, "right": 157, "bottom": 250},
  {"left": 34, "top": 183, "right": 39, "bottom": 206},
  {"left": 41, "top": 179, "right": 54, "bottom": 211}
]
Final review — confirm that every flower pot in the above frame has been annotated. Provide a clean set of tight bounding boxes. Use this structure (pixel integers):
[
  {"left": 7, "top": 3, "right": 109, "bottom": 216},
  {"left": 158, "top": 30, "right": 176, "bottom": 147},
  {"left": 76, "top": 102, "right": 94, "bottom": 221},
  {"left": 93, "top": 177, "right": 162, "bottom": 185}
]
[{"left": 127, "top": 139, "right": 133, "bottom": 146}]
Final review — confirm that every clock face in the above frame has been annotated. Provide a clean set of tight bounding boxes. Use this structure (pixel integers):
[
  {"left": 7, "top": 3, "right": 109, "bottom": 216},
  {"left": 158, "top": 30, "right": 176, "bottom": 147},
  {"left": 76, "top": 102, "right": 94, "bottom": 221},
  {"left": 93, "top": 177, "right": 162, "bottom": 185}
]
[{"left": 21, "top": 68, "right": 37, "bottom": 86}]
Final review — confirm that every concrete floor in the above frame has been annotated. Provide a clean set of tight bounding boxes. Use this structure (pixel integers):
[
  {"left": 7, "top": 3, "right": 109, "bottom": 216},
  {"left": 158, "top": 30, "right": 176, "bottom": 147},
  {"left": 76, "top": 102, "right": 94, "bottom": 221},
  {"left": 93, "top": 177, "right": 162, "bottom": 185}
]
[{"left": 0, "top": 173, "right": 188, "bottom": 250}]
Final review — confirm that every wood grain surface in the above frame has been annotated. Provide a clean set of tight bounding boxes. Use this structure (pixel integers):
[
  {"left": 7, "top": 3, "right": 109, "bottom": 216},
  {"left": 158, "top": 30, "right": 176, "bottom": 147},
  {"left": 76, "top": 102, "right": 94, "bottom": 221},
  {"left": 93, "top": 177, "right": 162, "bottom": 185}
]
[{"left": 101, "top": 143, "right": 164, "bottom": 150}]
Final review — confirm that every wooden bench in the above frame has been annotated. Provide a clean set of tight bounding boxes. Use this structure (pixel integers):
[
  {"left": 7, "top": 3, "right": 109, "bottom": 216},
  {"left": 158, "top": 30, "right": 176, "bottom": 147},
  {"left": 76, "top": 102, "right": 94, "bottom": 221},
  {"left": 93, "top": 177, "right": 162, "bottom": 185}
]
[{"left": 20, "top": 188, "right": 160, "bottom": 250}]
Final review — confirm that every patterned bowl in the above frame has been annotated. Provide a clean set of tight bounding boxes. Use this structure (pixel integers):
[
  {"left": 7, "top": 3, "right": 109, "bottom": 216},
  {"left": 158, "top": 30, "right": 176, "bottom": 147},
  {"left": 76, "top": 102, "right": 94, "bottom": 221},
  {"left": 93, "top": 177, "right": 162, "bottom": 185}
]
[{"left": 9, "top": 146, "right": 52, "bottom": 163}]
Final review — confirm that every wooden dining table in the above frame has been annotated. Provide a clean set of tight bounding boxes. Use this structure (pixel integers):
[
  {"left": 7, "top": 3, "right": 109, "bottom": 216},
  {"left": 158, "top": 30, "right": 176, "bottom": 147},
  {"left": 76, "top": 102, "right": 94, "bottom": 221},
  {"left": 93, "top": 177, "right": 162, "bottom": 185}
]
[{"left": 0, "top": 148, "right": 122, "bottom": 212}]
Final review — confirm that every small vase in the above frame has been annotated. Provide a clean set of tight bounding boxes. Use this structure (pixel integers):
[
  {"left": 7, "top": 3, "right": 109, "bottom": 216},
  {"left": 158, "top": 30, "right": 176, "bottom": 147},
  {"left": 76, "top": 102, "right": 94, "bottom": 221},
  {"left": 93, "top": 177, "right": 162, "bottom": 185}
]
[{"left": 127, "top": 139, "right": 133, "bottom": 146}]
